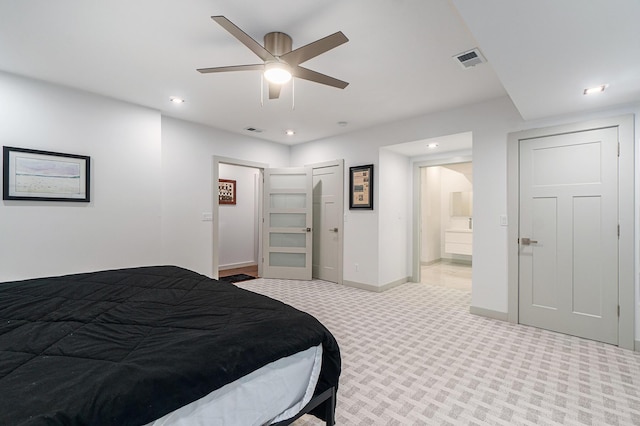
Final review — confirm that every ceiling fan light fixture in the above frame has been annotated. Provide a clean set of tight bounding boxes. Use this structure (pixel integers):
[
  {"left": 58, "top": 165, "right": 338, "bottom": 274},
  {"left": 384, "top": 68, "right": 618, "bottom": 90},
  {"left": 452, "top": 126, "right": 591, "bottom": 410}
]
[{"left": 264, "top": 62, "right": 292, "bottom": 85}]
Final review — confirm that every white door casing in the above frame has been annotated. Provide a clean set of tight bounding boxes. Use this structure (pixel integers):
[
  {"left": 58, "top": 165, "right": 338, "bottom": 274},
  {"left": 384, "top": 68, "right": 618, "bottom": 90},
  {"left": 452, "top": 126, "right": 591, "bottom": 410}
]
[
  {"left": 262, "top": 167, "right": 313, "bottom": 280},
  {"left": 518, "top": 127, "right": 619, "bottom": 344}
]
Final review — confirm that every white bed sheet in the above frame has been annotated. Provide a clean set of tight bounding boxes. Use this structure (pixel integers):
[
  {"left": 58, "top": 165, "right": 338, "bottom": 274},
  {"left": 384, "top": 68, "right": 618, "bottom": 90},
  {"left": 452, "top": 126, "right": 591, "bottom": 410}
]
[{"left": 146, "top": 344, "right": 323, "bottom": 426}]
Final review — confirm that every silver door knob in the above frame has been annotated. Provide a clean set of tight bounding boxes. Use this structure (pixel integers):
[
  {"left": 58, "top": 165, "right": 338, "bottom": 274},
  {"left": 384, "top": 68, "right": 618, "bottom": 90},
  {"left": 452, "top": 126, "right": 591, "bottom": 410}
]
[{"left": 521, "top": 237, "right": 538, "bottom": 245}]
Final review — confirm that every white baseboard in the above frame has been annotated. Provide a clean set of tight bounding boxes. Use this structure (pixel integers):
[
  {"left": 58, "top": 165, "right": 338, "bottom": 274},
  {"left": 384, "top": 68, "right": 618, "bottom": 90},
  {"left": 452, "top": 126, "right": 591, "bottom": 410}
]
[
  {"left": 218, "top": 261, "right": 257, "bottom": 271},
  {"left": 343, "top": 277, "right": 410, "bottom": 293},
  {"left": 421, "top": 258, "right": 472, "bottom": 266},
  {"left": 469, "top": 305, "right": 508, "bottom": 322}
]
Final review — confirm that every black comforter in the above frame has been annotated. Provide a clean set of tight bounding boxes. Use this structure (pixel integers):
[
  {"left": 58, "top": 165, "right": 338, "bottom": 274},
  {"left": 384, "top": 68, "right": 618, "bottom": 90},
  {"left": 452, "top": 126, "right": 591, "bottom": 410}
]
[{"left": 0, "top": 266, "right": 340, "bottom": 425}]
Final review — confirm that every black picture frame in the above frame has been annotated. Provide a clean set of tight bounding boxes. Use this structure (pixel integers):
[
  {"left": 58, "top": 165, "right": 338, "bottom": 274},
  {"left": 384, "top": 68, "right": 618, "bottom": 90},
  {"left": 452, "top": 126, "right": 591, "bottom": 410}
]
[
  {"left": 349, "top": 164, "right": 373, "bottom": 210},
  {"left": 3, "top": 146, "right": 90, "bottom": 202}
]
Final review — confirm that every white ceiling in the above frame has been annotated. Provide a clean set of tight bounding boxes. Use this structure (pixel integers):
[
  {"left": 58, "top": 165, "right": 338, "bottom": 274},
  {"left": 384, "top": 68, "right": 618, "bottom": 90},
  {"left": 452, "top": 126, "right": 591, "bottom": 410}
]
[
  {"left": 383, "top": 132, "right": 472, "bottom": 158},
  {"left": 0, "top": 0, "right": 637, "bottom": 146}
]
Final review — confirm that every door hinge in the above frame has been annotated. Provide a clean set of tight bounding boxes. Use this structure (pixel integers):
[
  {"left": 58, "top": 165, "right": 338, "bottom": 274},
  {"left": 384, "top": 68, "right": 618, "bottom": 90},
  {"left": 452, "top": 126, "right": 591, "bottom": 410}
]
[
  {"left": 618, "top": 142, "right": 620, "bottom": 157},
  {"left": 618, "top": 224, "right": 620, "bottom": 238},
  {"left": 618, "top": 305, "right": 620, "bottom": 317}
]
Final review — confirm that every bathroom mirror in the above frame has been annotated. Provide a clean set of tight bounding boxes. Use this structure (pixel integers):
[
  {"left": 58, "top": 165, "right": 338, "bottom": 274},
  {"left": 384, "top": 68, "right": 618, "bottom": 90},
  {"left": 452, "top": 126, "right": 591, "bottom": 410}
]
[{"left": 450, "top": 191, "right": 473, "bottom": 216}]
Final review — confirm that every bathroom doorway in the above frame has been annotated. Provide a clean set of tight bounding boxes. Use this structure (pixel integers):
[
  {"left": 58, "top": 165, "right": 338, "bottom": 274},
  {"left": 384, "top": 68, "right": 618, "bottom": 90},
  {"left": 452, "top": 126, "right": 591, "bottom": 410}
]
[{"left": 420, "top": 162, "right": 473, "bottom": 290}]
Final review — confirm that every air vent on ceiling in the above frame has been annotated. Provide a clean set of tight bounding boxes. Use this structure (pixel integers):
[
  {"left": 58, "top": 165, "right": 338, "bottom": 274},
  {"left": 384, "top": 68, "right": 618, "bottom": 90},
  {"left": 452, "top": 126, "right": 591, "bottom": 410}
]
[
  {"left": 244, "top": 127, "right": 264, "bottom": 133},
  {"left": 453, "top": 48, "right": 486, "bottom": 69}
]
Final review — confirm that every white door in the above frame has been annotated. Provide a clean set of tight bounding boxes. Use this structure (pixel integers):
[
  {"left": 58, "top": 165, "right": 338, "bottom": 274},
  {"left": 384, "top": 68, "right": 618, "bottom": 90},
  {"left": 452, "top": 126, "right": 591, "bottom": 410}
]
[
  {"left": 518, "top": 127, "right": 619, "bottom": 344},
  {"left": 262, "top": 167, "right": 313, "bottom": 280},
  {"left": 312, "top": 163, "right": 343, "bottom": 283}
]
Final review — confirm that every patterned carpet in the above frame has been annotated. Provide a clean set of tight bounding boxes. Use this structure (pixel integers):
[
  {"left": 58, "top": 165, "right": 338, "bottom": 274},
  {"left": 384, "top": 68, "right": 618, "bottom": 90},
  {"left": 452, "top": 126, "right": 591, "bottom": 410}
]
[{"left": 237, "top": 278, "right": 640, "bottom": 425}]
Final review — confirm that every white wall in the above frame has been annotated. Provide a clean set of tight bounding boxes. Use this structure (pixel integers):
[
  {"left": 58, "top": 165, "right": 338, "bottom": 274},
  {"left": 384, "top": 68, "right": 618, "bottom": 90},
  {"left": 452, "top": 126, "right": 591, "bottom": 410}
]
[
  {"left": 378, "top": 148, "right": 410, "bottom": 285},
  {"left": 160, "top": 117, "right": 289, "bottom": 277},
  {"left": 218, "top": 163, "right": 260, "bottom": 269},
  {"left": 0, "top": 72, "right": 290, "bottom": 283},
  {"left": 0, "top": 71, "right": 163, "bottom": 281},
  {"left": 421, "top": 167, "right": 441, "bottom": 264}
]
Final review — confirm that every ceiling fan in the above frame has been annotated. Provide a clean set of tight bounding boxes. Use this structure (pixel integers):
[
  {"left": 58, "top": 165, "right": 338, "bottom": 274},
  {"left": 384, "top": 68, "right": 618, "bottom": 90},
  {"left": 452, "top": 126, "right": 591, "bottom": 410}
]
[{"left": 197, "top": 16, "right": 349, "bottom": 99}]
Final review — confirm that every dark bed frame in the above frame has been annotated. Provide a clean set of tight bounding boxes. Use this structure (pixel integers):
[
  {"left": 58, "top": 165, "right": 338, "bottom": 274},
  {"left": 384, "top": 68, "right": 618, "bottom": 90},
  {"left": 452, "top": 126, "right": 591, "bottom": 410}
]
[{"left": 274, "top": 387, "right": 336, "bottom": 426}]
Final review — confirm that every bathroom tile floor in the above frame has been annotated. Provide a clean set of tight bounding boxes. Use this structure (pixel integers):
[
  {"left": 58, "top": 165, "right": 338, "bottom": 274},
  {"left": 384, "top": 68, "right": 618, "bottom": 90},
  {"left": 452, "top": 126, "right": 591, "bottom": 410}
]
[{"left": 421, "top": 261, "right": 472, "bottom": 291}]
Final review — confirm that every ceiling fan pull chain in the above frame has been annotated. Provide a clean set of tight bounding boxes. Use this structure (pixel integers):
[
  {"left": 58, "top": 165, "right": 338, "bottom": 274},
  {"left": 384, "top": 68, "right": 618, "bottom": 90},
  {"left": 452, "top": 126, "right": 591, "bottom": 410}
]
[
  {"left": 292, "top": 78, "right": 295, "bottom": 110},
  {"left": 260, "top": 74, "right": 264, "bottom": 107}
]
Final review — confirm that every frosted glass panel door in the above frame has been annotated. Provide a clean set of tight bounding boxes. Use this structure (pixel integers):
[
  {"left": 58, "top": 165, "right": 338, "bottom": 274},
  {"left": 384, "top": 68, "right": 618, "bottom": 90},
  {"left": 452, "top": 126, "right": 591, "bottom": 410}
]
[{"left": 263, "top": 167, "right": 313, "bottom": 280}]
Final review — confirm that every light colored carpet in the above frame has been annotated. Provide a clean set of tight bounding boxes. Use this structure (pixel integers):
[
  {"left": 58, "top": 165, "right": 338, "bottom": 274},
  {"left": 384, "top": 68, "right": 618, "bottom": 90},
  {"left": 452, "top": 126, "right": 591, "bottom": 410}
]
[{"left": 237, "top": 278, "right": 640, "bottom": 425}]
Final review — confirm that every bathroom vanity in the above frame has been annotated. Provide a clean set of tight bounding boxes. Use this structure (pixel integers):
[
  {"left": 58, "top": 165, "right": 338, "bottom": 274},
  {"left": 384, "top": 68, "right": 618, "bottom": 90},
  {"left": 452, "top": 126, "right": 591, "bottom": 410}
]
[{"left": 444, "top": 229, "right": 473, "bottom": 255}]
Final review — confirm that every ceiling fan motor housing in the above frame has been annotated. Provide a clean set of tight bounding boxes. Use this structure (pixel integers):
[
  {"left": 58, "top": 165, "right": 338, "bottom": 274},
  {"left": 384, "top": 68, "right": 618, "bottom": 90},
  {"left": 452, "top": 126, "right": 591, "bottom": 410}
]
[{"left": 264, "top": 32, "right": 292, "bottom": 58}]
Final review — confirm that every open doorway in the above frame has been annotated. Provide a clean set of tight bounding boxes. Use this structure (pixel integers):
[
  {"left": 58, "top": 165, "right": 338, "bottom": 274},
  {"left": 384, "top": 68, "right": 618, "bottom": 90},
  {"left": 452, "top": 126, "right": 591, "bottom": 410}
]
[
  {"left": 212, "top": 156, "right": 268, "bottom": 280},
  {"left": 420, "top": 162, "right": 473, "bottom": 291},
  {"left": 217, "top": 163, "right": 261, "bottom": 280},
  {"left": 397, "top": 131, "right": 472, "bottom": 286}
]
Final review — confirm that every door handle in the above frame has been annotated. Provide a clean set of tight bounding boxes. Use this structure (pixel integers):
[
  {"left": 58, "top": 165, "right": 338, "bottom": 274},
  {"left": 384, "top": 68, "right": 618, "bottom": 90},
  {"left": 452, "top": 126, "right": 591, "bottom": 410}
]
[
  {"left": 520, "top": 237, "right": 538, "bottom": 245},
  {"left": 329, "top": 227, "right": 338, "bottom": 232},
  {"left": 305, "top": 227, "right": 312, "bottom": 232}
]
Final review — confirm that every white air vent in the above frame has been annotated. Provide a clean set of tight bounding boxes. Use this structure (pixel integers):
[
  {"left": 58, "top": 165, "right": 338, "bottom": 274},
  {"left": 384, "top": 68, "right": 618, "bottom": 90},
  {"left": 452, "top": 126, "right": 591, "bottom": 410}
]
[
  {"left": 453, "top": 48, "right": 486, "bottom": 69},
  {"left": 244, "top": 127, "right": 264, "bottom": 133}
]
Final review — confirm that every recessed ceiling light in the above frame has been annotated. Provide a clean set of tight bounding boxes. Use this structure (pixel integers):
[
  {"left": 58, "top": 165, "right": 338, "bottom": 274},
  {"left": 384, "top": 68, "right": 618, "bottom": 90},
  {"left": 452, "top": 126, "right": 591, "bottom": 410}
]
[
  {"left": 337, "top": 121, "right": 348, "bottom": 127},
  {"left": 285, "top": 129, "right": 295, "bottom": 136},
  {"left": 583, "top": 84, "right": 608, "bottom": 95},
  {"left": 170, "top": 96, "right": 185, "bottom": 104},
  {"left": 427, "top": 143, "right": 439, "bottom": 149}
]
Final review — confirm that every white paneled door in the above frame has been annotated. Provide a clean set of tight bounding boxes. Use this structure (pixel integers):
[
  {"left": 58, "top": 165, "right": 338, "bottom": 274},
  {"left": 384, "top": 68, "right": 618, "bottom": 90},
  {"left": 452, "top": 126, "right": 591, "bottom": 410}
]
[
  {"left": 312, "top": 163, "right": 343, "bottom": 283},
  {"left": 262, "top": 167, "right": 313, "bottom": 280},
  {"left": 518, "top": 127, "right": 619, "bottom": 344}
]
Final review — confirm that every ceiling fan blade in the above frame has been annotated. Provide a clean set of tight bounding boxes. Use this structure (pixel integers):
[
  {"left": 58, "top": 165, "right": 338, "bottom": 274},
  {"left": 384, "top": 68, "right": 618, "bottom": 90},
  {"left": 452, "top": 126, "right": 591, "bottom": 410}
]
[
  {"left": 211, "top": 16, "right": 276, "bottom": 62},
  {"left": 280, "top": 31, "right": 348, "bottom": 66},
  {"left": 197, "top": 64, "right": 264, "bottom": 74},
  {"left": 292, "top": 66, "right": 349, "bottom": 89},
  {"left": 268, "top": 83, "right": 282, "bottom": 99}
]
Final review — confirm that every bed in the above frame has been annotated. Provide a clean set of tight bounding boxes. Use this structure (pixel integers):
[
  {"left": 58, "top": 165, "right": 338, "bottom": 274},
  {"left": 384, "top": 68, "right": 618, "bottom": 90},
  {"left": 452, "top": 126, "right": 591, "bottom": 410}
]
[{"left": 0, "top": 265, "right": 340, "bottom": 425}]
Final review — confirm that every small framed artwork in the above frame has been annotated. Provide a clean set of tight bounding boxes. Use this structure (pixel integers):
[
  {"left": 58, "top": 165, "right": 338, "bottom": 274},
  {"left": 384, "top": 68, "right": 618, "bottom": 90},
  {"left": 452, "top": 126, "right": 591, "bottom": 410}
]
[
  {"left": 218, "top": 179, "right": 236, "bottom": 205},
  {"left": 349, "top": 164, "right": 373, "bottom": 210},
  {"left": 3, "top": 146, "right": 90, "bottom": 202}
]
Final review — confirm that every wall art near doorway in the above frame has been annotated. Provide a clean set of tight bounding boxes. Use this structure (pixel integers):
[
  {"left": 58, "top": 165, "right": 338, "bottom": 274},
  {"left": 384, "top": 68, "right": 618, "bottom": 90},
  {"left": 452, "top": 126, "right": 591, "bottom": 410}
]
[
  {"left": 3, "top": 146, "right": 90, "bottom": 202},
  {"left": 218, "top": 179, "right": 236, "bottom": 205},
  {"left": 349, "top": 164, "right": 373, "bottom": 210}
]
